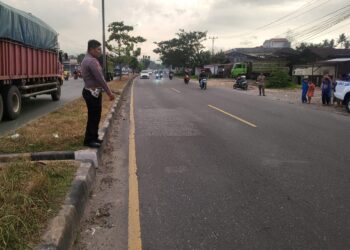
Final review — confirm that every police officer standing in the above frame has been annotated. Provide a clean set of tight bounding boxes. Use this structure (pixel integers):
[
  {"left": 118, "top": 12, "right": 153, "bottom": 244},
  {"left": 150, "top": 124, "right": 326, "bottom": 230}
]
[
  {"left": 257, "top": 73, "right": 266, "bottom": 96},
  {"left": 81, "top": 40, "right": 115, "bottom": 148}
]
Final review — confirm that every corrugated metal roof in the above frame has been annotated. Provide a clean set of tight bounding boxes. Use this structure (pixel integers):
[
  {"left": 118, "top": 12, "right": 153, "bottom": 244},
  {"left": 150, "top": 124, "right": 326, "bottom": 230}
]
[
  {"left": 317, "top": 58, "right": 350, "bottom": 64},
  {"left": 323, "top": 58, "right": 350, "bottom": 62}
]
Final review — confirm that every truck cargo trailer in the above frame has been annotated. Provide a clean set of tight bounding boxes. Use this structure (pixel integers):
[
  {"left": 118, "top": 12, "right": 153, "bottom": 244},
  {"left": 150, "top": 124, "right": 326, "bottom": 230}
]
[{"left": 0, "top": 2, "right": 62, "bottom": 122}]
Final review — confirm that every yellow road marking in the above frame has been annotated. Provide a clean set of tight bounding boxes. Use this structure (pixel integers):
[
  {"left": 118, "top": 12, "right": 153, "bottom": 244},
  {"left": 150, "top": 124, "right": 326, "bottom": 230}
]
[
  {"left": 171, "top": 88, "right": 181, "bottom": 93},
  {"left": 208, "top": 104, "right": 257, "bottom": 128},
  {"left": 128, "top": 81, "right": 142, "bottom": 250}
]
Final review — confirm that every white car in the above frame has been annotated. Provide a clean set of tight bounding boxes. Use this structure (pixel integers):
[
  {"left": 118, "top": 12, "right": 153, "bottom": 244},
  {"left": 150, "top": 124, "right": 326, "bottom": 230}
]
[
  {"left": 140, "top": 70, "right": 150, "bottom": 79},
  {"left": 335, "top": 80, "right": 350, "bottom": 113}
]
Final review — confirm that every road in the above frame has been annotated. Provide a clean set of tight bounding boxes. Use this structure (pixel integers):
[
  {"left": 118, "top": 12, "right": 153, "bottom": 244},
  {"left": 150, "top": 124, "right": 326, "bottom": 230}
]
[
  {"left": 132, "top": 76, "right": 350, "bottom": 249},
  {"left": 0, "top": 78, "right": 84, "bottom": 135}
]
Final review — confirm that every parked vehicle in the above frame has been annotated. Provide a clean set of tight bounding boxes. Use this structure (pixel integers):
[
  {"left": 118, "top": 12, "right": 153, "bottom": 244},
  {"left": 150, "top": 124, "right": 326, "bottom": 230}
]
[
  {"left": 63, "top": 62, "right": 70, "bottom": 80},
  {"left": 0, "top": 2, "right": 63, "bottom": 122},
  {"left": 334, "top": 80, "right": 350, "bottom": 113},
  {"left": 140, "top": 70, "right": 150, "bottom": 79},
  {"left": 114, "top": 68, "right": 121, "bottom": 77},
  {"left": 231, "top": 61, "right": 289, "bottom": 79},
  {"left": 233, "top": 75, "right": 248, "bottom": 90}
]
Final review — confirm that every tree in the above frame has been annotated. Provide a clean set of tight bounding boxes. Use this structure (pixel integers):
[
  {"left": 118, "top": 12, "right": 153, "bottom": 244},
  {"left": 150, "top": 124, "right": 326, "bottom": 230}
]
[
  {"left": 345, "top": 40, "right": 350, "bottom": 49},
  {"left": 197, "top": 50, "right": 211, "bottom": 66},
  {"left": 266, "top": 70, "right": 291, "bottom": 88},
  {"left": 337, "top": 33, "right": 348, "bottom": 48},
  {"left": 154, "top": 29, "right": 207, "bottom": 68},
  {"left": 129, "top": 56, "right": 140, "bottom": 73},
  {"left": 211, "top": 50, "right": 229, "bottom": 64},
  {"left": 77, "top": 53, "right": 85, "bottom": 63},
  {"left": 296, "top": 42, "right": 313, "bottom": 52},
  {"left": 141, "top": 55, "right": 151, "bottom": 69},
  {"left": 107, "top": 21, "right": 146, "bottom": 78}
]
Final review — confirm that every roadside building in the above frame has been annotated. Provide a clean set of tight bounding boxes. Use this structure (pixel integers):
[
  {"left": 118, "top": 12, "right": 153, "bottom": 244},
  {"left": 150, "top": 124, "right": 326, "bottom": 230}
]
[
  {"left": 293, "top": 65, "right": 336, "bottom": 85},
  {"left": 69, "top": 59, "right": 78, "bottom": 74},
  {"left": 292, "top": 48, "right": 350, "bottom": 85},
  {"left": 263, "top": 38, "right": 291, "bottom": 49},
  {"left": 194, "top": 64, "right": 233, "bottom": 78},
  {"left": 224, "top": 47, "right": 296, "bottom": 78},
  {"left": 224, "top": 47, "right": 296, "bottom": 64},
  {"left": 317, "top": 58, "right": 350, "bottom": 79}
]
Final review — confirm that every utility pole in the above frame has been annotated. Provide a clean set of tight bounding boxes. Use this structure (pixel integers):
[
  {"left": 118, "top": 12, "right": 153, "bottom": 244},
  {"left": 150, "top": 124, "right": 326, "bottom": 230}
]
[
  {"left": 102, "top": 0, "right": 107, "bottom": 78},
  {"left": 208, "top": 36, "right": 218, "bottom": 55}
]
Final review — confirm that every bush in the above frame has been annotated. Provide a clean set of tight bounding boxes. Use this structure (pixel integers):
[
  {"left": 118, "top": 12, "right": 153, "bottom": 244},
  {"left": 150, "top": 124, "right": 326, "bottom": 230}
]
[{"left": 266, "top": 70, "right": 292, "bottom": 88}]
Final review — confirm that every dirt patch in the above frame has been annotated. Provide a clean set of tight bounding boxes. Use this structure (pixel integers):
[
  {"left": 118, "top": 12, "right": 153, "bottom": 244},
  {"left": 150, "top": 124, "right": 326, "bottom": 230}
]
[{"left": 209, "top": 79, "right": 349, "bottom": 115}]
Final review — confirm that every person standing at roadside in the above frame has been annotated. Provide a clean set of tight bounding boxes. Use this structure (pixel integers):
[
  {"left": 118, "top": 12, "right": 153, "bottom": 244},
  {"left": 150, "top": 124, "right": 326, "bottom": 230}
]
[
  {"left": 321, "top": 74, "right": 332, "bottom": 105},
  {"left": 257, "top": 73, "right": 266, "bottom": 96},
  {"left": 81, "top": 40, "right": 115, "bottom": 148},
  {"left": 307, "top": 80, "right": 316, "bottom": 104},
  {"left": 301, "top": 76, "right": 309, "bottom": 103}
]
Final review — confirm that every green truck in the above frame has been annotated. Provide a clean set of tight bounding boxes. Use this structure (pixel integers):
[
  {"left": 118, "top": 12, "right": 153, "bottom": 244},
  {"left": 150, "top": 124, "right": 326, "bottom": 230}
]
[{"left": 231, "top": 61, "right": 289, "bottom": 79}]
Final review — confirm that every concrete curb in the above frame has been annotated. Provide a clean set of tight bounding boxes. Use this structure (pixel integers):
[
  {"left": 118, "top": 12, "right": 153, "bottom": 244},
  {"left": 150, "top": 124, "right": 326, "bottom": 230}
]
[
  {"left": 0, "top": 151, "right": 75, "bottom": 163},
  {"left": 36, "top": 161, "right": 96, "bottom": 250}
]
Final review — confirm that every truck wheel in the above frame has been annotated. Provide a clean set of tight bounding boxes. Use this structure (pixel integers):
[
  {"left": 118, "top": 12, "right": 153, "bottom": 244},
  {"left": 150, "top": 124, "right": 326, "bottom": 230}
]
[
  {"left": 0, "top": 95, "right": 3, "bottom": 122},
  {"left": 346, "top": 96, "right": 350, "bottom": 113},
  {"left": 2, "top": 85, "right": 22, "bottom": 120},
  {"left": 51, "top": 84, "right": 61, "bottom": 101}
]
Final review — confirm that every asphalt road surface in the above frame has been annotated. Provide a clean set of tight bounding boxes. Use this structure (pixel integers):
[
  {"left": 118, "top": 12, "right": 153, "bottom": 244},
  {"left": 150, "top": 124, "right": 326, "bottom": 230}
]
[
  {"left": 0, "top": 78, "right": 84, "bottom": 135},
  {"left": 131, "top": 76, "right": 350, "bottom": 249}
]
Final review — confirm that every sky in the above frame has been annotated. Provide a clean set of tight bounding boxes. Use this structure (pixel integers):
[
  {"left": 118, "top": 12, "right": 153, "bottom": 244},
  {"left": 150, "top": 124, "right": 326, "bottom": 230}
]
[{"left": 2, "top": 0, "right": 350, "bottom": 60}]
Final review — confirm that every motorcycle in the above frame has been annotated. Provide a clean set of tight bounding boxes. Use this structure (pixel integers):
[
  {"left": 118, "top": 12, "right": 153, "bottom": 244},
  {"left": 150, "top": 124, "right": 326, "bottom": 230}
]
[
  {"left": 169, "top": 73, "right": 174, "bottom": 80},
  {"left": 184, "top": 74, "right": 190, "bottom": 84},
  {"left": 233, "top": 76, "right": 248, "bottom": 90},
  {"left": 200, "top": 78, "right": 207, "bottom": 90},
  {"left": 73, "top": 71, "right": 78, "bottom": 80}
]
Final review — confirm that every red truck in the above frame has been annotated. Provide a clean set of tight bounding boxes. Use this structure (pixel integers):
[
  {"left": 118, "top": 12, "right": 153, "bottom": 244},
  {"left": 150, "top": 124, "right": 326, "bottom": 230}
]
[{"left": 0, "top": 2, "right": 63, "bottom": 122}]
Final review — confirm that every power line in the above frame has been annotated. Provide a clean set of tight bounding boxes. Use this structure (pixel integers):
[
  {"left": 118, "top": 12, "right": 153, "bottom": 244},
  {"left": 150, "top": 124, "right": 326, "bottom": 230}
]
[
  {"left": 261, "top": 0, "right": 330, "bottom": 31},
  {"left": 304, "top": 19, "right": 350, "bottom": 42},
  {"left": 274, "top": 3, "right": 350, "bottom": 42},
  {"left": 290, "top": 6, "right": 350, "bottom": 41},
  {"left": 256, "top": 0, "right": 319, "bottom": 30},
  {"left": 299, "top": 13, "right": 350, "bottom": 42},
  {"left": 219, "top": 0, "right": 327, "bottom": 39}
]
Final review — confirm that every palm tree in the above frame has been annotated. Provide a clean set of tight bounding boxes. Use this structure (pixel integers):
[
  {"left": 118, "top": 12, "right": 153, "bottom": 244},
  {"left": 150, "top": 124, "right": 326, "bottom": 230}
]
[
  {"left": 322, "top": 39, "right": 330, "bottom": 47},
  {"left": 345, "top": 41, "right": 350, "bottom": 49},
  {"left": 337, "top": 33, "right": 348, "bottom": 48}
]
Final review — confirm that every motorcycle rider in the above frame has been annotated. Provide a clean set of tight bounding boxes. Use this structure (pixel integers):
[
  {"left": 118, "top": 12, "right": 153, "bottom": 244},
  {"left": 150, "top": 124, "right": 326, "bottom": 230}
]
[
  {"left": 73, "top": 68, "right": 78, "bottom": 79},
  {"left": 184, "top": 69, "right": 190, "bottom": 83},
  {"left": 199, "top": 69, "right": 207, "bottom": 88}
]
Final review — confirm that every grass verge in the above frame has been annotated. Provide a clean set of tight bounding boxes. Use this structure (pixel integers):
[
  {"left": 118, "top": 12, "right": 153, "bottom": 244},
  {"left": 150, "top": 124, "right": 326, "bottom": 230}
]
[
  {"left": 0, "top": 161, "right": 78, "bottom": 249},
  {"left": 0, "top": 77, "right": 129, "bottom": 154}
]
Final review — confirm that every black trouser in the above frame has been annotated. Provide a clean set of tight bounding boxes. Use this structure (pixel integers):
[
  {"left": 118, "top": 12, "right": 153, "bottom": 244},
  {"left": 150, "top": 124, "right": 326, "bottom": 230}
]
[
  {"left": 258, "top": 85, "right": 265, "bottom": 96},
  {"left": 322, "top": 92, "right": 330, "bottom": 105},
  {"left": 82, "top": 89, "right": 102, "bottom": 144}
]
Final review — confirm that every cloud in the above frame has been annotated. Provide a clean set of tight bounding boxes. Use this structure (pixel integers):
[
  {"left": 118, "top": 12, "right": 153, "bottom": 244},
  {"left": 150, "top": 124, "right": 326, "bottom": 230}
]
[{"left": 2, "top": 0, "right": 350, "bottom": 59}]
